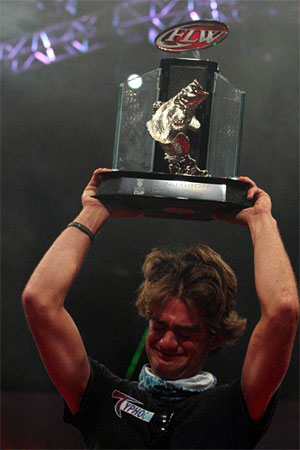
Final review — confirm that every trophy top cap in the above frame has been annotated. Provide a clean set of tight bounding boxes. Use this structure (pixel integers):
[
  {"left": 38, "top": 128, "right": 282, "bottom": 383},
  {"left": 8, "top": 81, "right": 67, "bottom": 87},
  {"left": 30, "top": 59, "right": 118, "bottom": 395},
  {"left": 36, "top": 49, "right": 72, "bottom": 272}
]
[{"left": 159, "top": 57, "right": 219, "bottom": 73}]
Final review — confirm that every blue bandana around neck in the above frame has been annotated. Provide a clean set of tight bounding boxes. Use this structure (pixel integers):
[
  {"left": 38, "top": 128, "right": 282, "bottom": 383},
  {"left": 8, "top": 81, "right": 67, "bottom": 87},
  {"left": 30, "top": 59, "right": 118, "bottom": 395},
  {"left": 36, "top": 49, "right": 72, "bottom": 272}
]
[{"left": 138, "top": 364, "right": 217, "bottom": 402}]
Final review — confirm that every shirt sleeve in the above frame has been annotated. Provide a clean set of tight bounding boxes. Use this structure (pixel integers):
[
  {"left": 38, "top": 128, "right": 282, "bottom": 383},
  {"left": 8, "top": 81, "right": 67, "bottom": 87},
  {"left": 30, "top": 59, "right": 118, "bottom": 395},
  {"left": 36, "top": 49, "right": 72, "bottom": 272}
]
[
  {"left": 63, "top": 357, "right": 121, "bottom": 437},
  {"left": 229, "top": 378, "right": 279, "bottom": 448}
]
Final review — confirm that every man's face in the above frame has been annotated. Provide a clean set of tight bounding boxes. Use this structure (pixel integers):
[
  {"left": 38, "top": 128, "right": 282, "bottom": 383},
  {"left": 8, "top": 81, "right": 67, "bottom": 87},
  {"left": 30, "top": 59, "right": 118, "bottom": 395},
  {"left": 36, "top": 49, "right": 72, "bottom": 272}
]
[{"left": 145, "top": 297, "right": 210, "bottom": 380}]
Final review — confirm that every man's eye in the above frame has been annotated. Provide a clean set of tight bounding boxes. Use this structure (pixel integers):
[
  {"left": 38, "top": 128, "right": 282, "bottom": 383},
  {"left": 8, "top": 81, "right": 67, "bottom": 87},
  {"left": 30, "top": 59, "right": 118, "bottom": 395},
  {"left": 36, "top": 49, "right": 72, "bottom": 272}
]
[
  {"left": 178, "top": 331, "right": 192, "bottom": 338},
  {"left": 153, "top": 325, "right": 164, "bottom": 331},
  {"left": 152, "top": 324, "right": 165, "bottom": 332},
  {"left": 178, "top": 330, "right": 198, "bottom": 339}
]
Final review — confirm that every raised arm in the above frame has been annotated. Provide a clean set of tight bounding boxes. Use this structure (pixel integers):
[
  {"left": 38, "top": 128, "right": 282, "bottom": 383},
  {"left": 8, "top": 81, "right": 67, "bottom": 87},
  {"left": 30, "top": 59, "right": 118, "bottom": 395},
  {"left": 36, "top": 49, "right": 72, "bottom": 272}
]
[
  {"left": 22, "top": 168, "right": 111, "bottom": 414},
  {"left": 214, "top": 177, "right": 299, "bottom": 421}
]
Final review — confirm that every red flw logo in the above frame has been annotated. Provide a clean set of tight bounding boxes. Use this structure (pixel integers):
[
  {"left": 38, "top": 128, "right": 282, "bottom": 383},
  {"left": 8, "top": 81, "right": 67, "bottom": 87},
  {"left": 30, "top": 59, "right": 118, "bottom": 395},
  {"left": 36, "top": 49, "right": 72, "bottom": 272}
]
[{"left": 155, "top": 20, "right": 228, "bottom": 52}]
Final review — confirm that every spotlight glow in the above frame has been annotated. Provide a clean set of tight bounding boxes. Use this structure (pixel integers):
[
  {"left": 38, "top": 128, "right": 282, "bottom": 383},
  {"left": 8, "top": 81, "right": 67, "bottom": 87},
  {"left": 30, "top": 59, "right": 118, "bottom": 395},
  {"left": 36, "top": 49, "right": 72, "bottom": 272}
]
[
  {"left": 127, "top": 73, "right": 143, "bottom": 89},
  {"left": 212, "top": 9, "right": 219, "bottom": 19},
  {"left": 40, "top": 31, "right": 51, "bottom": 49},
  {"left": 190, "top": 11, "right": 200, "bottom": 21},
  {"left": 148, "top": 28, "right": 157, "bottom": 44},
  {"left": 152, "top": 17, "right": 164, "bottom": 29},
  {"left": 34, "top": 51, "right": 51, "bottom": 64},
  {"left": 46, "top": 48, "right": 56, "bottom": 61},
  {"left": 188, "top": 0, "right": 195, "bottom": 12}
]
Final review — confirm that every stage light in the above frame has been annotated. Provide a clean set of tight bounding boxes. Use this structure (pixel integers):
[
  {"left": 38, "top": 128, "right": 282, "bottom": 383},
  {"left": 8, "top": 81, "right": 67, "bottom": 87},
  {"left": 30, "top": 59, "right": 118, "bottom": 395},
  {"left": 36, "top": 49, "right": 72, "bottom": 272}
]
[
  {"left": 34, "top": 51, "right": 51, "bottom": 64},
  {"left": 1, "top": 14, "right": 102, "bottom": 74},
  {"left": 40, "top": 32, "right": 51, "bottom": 49},
  {"left": 212, "top": 9, "right": 219, "bottom": 19},
  {"left": 127, "top": 74, "right": 143, "bottom": 89},
  {"left": 72, "top": 39, "right": 89, "bottom": 52},
  {"left": 35, "top": 0, "right": 78, "bottom": 16},
  {"left": 190, "top": 11, "right": 200, "bottom": 21},
  {"left": 46, "top": 48, "right": 56, "bottom": 61},
  {"left": 148, "top": 28, "right": 157, "bottom": 44},
  {"left": 188, "top": 0, "right": 195, "bottom": 12},
  {"left": 152, "top": 17, "right": 164, "bottom": 29}
]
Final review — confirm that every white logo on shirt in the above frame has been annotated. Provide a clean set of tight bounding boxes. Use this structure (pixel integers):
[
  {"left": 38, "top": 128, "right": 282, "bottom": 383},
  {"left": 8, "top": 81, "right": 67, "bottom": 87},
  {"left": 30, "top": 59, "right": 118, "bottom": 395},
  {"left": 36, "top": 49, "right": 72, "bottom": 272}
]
[{"left": 112, "top": 390, "right": 154, "bottom": 423}]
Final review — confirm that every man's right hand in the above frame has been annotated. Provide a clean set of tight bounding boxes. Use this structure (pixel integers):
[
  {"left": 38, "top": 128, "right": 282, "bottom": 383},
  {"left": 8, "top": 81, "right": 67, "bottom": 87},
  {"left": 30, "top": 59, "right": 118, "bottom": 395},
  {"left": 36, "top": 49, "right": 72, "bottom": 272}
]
[
  {"left": 81, "top": 168, "right": 112, "bottom": 216},
  {"left": 83, "top": 168, "right": 143, "bottom": 219}
]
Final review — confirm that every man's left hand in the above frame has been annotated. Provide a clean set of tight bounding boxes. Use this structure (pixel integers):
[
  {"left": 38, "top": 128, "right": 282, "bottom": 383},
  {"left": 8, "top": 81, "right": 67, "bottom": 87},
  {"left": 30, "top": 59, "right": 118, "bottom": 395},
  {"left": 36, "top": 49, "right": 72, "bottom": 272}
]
[{"left": 213, "top": 176, "right": 272, "bottom": 226}]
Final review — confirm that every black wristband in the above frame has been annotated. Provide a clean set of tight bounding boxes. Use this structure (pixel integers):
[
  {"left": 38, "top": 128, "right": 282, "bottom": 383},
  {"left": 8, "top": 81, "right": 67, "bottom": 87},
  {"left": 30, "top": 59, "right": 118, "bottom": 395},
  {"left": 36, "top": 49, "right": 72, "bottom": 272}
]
[{"left": 67, "top": 221, "right": 95, "bottom": 243}]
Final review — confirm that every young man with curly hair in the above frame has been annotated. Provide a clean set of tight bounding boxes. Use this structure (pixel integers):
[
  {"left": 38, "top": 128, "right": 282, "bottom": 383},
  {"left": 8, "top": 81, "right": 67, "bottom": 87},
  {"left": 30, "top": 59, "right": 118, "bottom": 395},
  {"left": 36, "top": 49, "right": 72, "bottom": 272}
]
[
  {"left": 136, "top": 244, "right": 246, "bottom": 382},
  {"left": 22, "top": 168, "right": 299, "bottom": 449}
]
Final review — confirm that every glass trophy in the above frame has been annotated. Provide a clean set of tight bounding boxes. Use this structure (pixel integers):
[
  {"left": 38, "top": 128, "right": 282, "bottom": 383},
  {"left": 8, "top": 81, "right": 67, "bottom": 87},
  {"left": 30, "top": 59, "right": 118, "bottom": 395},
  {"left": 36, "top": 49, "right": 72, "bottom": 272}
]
[{"left": 95, "top": 21, "right": 252, "bottom": 220}]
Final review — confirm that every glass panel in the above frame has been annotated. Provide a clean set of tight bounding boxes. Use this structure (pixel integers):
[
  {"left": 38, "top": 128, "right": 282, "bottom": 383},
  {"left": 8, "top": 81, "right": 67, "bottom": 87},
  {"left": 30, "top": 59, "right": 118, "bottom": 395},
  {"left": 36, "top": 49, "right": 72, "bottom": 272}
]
[
  {"left": 207, "top": 73, "right": 246, "bottom": 178},
  {"left": 113, "top": 69, "right": 161, "bottom": 172}
]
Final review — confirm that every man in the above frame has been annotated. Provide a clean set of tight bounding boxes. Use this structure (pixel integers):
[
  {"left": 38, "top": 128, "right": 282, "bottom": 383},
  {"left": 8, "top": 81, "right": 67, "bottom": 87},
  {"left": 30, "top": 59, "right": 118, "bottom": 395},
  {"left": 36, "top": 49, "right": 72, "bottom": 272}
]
[{"left": 22, "top": 168, "right": 299, "bottom": 449}]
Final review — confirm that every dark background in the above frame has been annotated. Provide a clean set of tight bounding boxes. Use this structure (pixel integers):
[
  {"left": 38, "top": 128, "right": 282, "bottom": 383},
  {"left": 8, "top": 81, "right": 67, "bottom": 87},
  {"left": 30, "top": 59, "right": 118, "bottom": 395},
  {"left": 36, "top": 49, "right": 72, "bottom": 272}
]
[{"left": 1, "top": 1, "right": 299, "bottom": 448}]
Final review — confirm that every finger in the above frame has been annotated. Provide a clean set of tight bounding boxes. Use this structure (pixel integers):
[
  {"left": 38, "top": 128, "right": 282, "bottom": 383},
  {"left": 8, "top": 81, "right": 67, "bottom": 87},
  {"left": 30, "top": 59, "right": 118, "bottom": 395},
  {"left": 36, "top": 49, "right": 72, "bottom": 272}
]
[
  {"left": 238, "top": 176, "right": 256, "bottom": 187},
  {"left": 248, "top": 186, "right": 266, "bottom": 201},
  {"left": 247, "top": 186, "right": 258, "bottom": 200},
  {"left": 238, "top": 176, "right": 261, "bottom": 200},
  {"left": 92, "top": 168, "right": 112, "bottom": 183},
  {"left": 87, "top": 168, "right": 112, "bottom": 189},
  {"left": 93, "top": 167, "right": 113, "bottom": 175}
]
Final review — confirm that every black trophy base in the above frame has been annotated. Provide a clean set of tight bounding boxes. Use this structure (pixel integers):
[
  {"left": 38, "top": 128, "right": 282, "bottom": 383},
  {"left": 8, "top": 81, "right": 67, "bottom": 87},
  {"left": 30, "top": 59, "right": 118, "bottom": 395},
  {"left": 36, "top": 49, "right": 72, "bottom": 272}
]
[{"left": 94, "top": 171, "right": 253, "bottom": 220}]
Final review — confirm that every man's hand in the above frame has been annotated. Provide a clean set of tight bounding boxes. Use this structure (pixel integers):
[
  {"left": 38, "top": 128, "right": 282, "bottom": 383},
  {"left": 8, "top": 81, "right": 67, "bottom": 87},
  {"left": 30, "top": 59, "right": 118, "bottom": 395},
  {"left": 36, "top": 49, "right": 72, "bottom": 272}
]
[
  {"left": 213, "top": 176, "right": 272, "bottom": 226},
  {"left": 83, "top": 168, "right": 143, "bottom": 219},
  {"left": 81, "top": 168, "right": 112, "bottom": 213}
]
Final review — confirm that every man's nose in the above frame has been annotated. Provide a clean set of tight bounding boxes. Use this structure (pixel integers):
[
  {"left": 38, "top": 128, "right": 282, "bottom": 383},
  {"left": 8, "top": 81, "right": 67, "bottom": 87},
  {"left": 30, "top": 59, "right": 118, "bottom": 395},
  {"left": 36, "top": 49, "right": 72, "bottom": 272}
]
[{"left": 159, "top": 330, "right": 178, "bottom": 351}]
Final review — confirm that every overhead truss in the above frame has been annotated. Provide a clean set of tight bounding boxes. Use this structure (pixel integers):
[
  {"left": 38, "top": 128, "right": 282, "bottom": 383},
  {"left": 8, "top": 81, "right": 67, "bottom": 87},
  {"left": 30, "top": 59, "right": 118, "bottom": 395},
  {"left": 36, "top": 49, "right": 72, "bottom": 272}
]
[
  {"left": 0, "top": 15, "right": 106, "bottom": 74},
  {"left": 0, "top": 0, "right": 294, "bottom": 74}
]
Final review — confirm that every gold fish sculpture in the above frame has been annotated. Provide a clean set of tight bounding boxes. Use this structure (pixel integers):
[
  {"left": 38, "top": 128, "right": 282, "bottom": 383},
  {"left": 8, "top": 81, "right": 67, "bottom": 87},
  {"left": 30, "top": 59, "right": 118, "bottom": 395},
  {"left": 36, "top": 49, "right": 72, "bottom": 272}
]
[{"left": 146, "top": 79, "right": 210, "bottom": 176}]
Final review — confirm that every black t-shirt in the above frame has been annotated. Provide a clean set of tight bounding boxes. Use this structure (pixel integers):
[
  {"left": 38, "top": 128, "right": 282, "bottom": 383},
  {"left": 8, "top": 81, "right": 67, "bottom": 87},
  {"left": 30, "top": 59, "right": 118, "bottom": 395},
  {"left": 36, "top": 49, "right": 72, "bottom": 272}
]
[{"left": 64, "top": 358, "right": 278, "bottom": 449}]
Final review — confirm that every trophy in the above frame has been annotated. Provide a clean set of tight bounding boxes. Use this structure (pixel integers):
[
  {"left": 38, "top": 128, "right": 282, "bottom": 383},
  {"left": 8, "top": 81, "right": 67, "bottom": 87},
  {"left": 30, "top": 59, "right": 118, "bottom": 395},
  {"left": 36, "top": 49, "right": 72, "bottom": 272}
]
[{"left": 95, "top": 20, "right": 252, "bottom": 220}]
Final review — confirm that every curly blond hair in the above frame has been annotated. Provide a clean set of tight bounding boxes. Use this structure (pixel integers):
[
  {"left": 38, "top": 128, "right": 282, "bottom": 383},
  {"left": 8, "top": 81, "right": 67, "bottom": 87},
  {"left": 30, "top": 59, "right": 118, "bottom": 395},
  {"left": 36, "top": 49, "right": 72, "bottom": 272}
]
[{"left": 136, "top": 244, "right": 246, "bottom": 356}]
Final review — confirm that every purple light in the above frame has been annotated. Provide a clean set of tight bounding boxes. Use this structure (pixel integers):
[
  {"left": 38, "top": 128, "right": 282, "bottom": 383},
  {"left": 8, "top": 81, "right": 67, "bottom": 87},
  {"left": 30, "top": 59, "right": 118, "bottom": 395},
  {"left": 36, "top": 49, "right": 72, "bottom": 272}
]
[
  {"left": 149, "top": 3, "right": 156, "bottom": 18},
  {"left": 65, "top": 0, "right": 77, "bottom": 15},
  {"left": 7, "top": 36, "right": 27, "bottom": 59},
  {"left": 40, "top": 31, "right": 51, "bottom": 49},
  {"left": 190, "top": 11, "right": 200, "bottom": 21},
  {"left": 232, "top": 9, "right": 238, "bottom": 18},
  {"left": 12, "top": 59, "right": 18, "bottom": 72},
  {"left": 1, "top": 14, "right": 103, "bottom": 74},
  {"left": 148, "top": 27, "right": 157, "bottom": 44},
  {"left": 72, "top": 21, "right": 85, "bottom": 32},
  {"left": 160, "top": 0, "right": 177, "bottom": 18},
  {"left": 210, "top": 1, "right": 218, "bottom": 10},
  {"left": 89, "top": 15, "right": 98, "bottom": 26},
  {"left": 34, "top": 51, "right": 51, "bottom": 65},
  {"left": 36, "top": 1, "right": 45, "bottom": 10},
  {"left": 268, "top": 9, "right": 279, "bottom": 16},
  {"left": 152, "top": 17, "right": 164, "bottom": 29},
  {"left": 112, "top": 8, "right": 119, "bottom": 27},
  {"left": 23, "top": 54, "right": 35, "bottom": 70},
  {"left": 72, "top": 39, "right": 89, "bottom": 52},
  {"left": 188, "top": 0, "right": 195, "bottom": 12},
  {"left": 46, "top": 48, "right": 56, "bottom": 61},
  {"left": 212, "top": 10, "right": 219, "bottom": 19},
  {"left": 31, "top": 34, "right": 39, "bottom": 52}
]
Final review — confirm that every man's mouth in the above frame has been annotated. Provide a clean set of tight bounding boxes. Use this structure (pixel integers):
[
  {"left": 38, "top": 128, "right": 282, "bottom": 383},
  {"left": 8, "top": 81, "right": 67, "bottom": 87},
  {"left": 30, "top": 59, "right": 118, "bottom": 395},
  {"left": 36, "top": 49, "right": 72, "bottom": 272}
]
[{"left": 155, "top": 349, "right": 181, "bottom": 360}]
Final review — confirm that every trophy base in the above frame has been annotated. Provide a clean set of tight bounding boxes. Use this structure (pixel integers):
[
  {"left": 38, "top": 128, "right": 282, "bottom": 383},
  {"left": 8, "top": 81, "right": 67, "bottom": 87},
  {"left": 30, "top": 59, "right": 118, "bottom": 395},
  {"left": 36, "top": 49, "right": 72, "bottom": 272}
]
[{"left": 94, "top": 171, "right": 252, "bottom": 220}]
